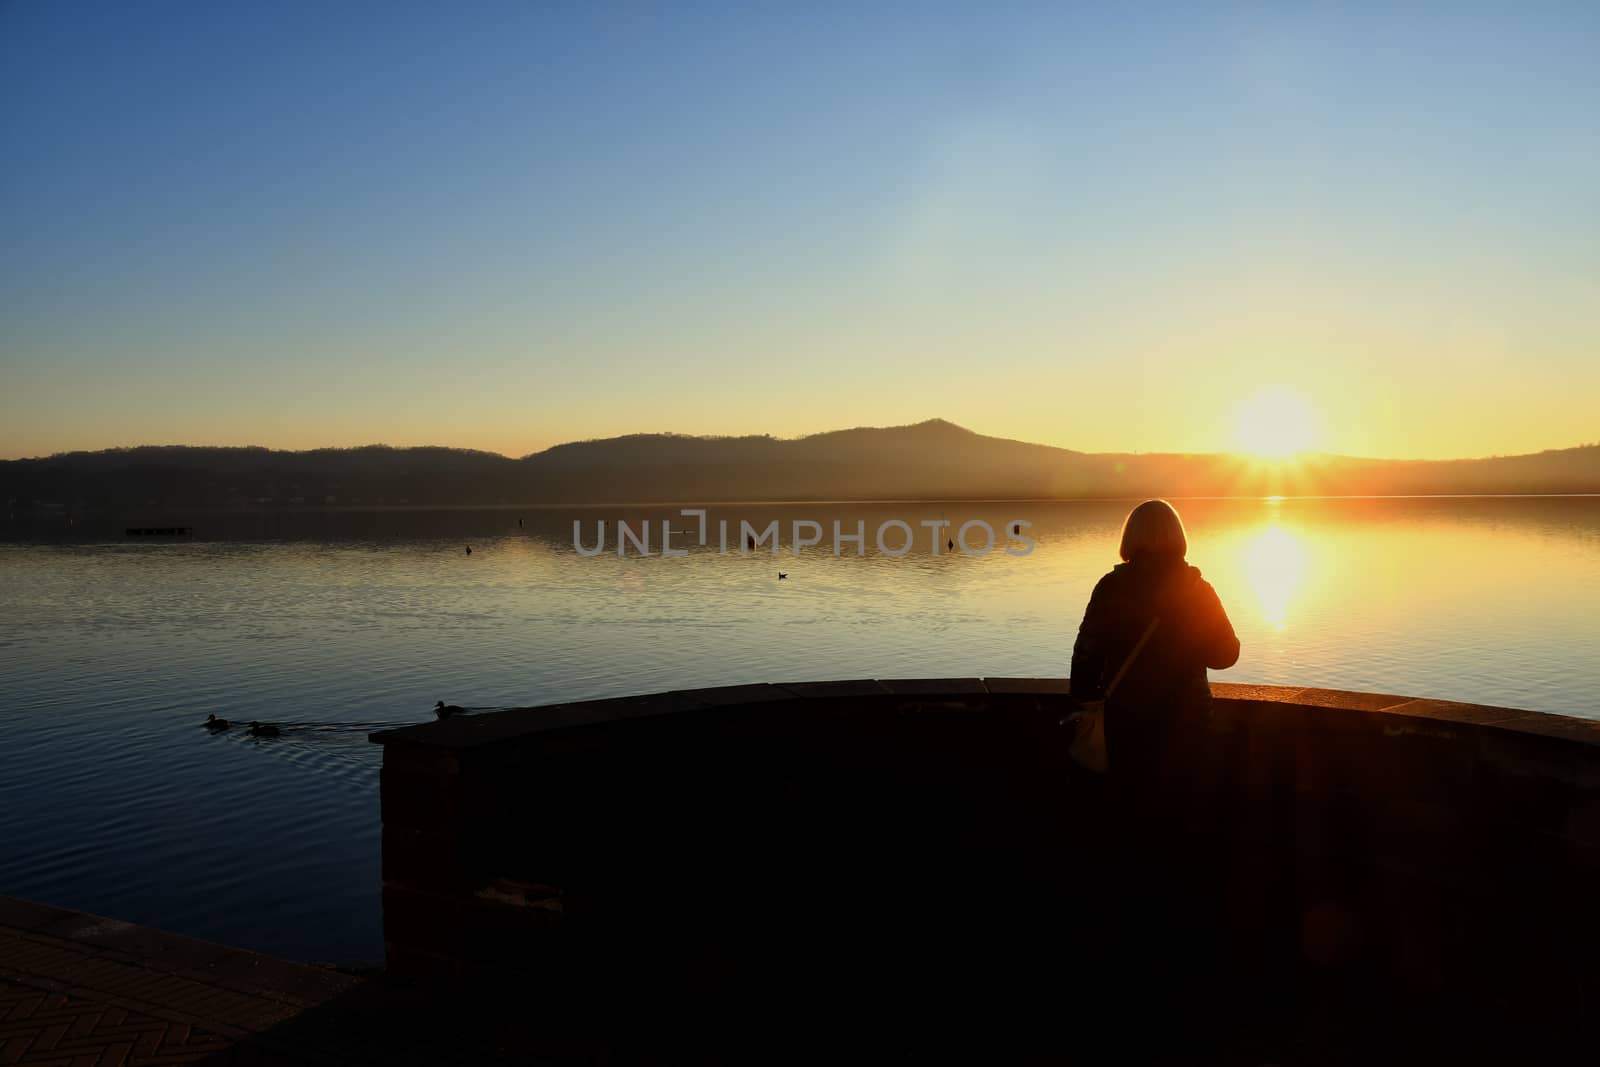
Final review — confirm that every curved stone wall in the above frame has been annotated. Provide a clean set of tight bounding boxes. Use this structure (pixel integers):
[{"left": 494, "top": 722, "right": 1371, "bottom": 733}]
[{"left": 371, "top": 679, "right": 1600, "bottom": 1053}]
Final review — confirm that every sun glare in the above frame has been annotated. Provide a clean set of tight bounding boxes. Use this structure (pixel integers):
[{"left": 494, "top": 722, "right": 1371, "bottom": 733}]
[
  {"left": 1233, "top": 388, "right": 1321, "bottom": 458},
  {"left": 1243, "top": 522, "right": 1308, "bottom": 632}
]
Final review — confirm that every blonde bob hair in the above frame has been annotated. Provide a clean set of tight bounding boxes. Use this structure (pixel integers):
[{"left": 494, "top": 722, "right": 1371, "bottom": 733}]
[{"left": 1118, "top": 499, "right": 1188, "bottom": 562}]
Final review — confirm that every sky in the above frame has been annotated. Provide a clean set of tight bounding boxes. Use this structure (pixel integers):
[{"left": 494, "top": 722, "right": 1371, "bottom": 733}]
[{"left": 2, "top": 2, "right": 1597, "bottom": 461}]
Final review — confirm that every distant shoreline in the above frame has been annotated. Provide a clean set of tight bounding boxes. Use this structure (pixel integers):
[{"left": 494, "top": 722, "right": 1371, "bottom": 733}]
[
  {"left": 7, "top": 492, "right": 1600, "bottom": 519},
  {"left": 6, "top": 422, "right": 1597, "bottom": 510}
]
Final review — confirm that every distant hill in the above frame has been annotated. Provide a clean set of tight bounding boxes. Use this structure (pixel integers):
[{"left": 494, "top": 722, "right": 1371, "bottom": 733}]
[{"left": 3, "top": 419, "right": 1597, "bottom": 512}]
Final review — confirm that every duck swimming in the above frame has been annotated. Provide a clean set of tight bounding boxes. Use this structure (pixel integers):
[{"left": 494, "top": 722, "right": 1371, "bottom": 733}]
[
  {"left": 247, "top": 721, "right": 281, "bottom": 738},
  {"left": 435, "top": 701, "right": 466, "bottom": 718},
  {"left": 205, "top": 714, "right": 230, "bottom": 731}
]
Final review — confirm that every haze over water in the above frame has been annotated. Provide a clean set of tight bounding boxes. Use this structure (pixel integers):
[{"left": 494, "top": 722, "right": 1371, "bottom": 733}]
[{"left": 1, "top": 496, "right": 1596, "bottom": 962}]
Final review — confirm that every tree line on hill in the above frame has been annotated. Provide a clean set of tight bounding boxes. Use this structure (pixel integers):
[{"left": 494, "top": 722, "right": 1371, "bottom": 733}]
[{"left": 3, "top": 419, "right": 1597, "bottom": 513}]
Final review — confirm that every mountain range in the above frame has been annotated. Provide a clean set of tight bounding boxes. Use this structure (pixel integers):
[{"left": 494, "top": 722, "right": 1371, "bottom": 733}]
[{"left": 3, "top": 420, "right": 1597, "bottom": 512}]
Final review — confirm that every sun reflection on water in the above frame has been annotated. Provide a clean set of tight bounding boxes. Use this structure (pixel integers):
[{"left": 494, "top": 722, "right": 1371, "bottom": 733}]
[{"left": 1243, "top": 522, "right": 1307, "bottom": 632}]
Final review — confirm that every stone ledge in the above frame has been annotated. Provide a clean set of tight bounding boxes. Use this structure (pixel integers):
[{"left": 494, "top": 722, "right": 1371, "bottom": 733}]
[
  {"left": 371, "top": 678, "right": 1588, "bottom": 753},
  {"left": 368, "top": 677, "right": 1600, "bottom": 1053},
  {"left": 984, "top": 677, "right": 1072, "bottom": 695},
  {"left": 878, "top": 678, "right": 988, "bottom": 696}
]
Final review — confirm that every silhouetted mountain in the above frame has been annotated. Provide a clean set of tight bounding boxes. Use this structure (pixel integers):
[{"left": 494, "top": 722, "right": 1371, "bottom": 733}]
[{"left": 2, "top": 421, "right": 1597, "bottom": 514}]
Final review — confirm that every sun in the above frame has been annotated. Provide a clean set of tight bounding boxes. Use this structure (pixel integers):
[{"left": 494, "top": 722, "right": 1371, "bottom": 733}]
[{"left": 1233, "top": 387, "right": 1321, "bottom": 458}]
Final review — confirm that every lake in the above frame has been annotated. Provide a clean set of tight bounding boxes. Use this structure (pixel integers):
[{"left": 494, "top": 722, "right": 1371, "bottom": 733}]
[{"left": 1, "top": 496, "right": 1597, "bottom": 963}]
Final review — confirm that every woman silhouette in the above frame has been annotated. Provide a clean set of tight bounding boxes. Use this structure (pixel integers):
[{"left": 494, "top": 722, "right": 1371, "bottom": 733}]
[
  {"left": 1070, "top": 499, "right": 1239, "bottom": 790},
  {"left": 1070, "top": 499, "right": 1240, "bottom": 1013},
  {"left": 1066, "top": 501, "right": 1242, "bottom": 1067}
]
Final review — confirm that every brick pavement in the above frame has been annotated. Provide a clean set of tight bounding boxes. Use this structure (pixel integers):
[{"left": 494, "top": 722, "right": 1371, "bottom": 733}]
[
  {"left": 0, "top": 981, "right": 234, "bottom": 1065},
  {"left": 0, "top": 898, "right": 556, "bottom": 1066}
]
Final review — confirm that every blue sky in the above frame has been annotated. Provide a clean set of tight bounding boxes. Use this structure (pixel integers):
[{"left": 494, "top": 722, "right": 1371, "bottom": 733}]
[{"left": 3, "top": 2, "right": 1597, "bottom": 459}]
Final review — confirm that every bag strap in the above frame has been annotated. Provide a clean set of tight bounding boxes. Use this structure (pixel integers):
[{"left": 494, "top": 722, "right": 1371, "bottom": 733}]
[{"left": 1104, "top": 617, "right": 1160, "bottom": 699}]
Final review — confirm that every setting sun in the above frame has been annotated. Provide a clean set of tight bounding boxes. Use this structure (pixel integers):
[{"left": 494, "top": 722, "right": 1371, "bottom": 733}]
[{"left": 1233, "top": 388, "right": 1322, "bottom": 458}]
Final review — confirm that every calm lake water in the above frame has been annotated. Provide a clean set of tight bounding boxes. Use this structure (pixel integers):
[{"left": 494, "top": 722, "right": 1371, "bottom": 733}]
[{"left": 2, "top": 497, "right": 1597, "bottom": 962}]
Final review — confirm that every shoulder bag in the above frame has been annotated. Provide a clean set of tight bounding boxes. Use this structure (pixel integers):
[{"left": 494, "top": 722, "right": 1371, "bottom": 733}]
[{"left": 1063, "top": 617, "right": 1161, "bottom": 773}]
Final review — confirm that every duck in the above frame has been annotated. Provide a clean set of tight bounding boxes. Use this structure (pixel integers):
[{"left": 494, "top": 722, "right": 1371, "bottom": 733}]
[
  {"left": 204, "top": 714, "right": 231, "bottom": 731},
  {"left": 435, "top": 701, "right": 466, "bottom": 718},
  {"left": 247, "top": 721, "right": 281, "bottom": 738}
]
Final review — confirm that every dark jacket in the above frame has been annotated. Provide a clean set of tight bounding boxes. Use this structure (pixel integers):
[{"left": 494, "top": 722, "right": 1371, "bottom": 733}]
[{"left": 1070, "top": 554, "right": 1239, "bottom": 772}]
